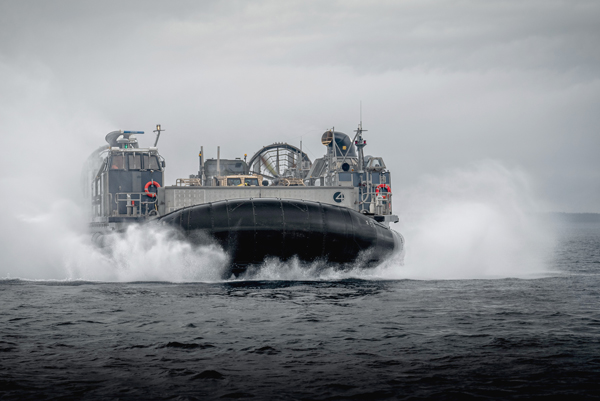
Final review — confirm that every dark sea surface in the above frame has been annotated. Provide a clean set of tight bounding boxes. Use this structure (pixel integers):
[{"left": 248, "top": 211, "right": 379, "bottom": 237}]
[{"left": 2, "top": 218, "right": 600, "bottom": 400}]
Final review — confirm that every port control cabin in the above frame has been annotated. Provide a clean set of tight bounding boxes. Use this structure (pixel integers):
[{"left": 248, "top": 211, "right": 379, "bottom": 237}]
[{"left": 87, "top": 131, "right": 165, "bottom": 225}]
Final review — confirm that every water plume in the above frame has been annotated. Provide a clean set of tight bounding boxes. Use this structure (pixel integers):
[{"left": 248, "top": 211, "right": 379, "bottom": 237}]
[
  {"left": 3, "top": 198, "right": 228, "bottom": 282},
  {"left": 65, "top": 224, "right": 229, "bottom": 282},
  {"left": 376, "top": 160, "right": 553, "bottom": 279},
  {"left": 236, "top": 257, "right": 368, "bottom": 282},
  {"left": 2, "top": 160, "right": 552, "bottom": 282}
]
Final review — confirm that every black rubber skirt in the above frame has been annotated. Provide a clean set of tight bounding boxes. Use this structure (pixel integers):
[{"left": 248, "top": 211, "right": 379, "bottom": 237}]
[{"left": 158, "top": 198, "right": 403, "bottom": 269}]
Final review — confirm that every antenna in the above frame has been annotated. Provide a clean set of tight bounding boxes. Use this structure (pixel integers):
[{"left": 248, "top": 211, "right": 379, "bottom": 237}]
[
  {"left": 153, "top": 124, "right": 165, "bottom": 147},
  {"left": 354, "top": 103, "right": 367, "bottom": 173},
  {"left": 360, "top": 100, "right": 362, "bottom": 128}
]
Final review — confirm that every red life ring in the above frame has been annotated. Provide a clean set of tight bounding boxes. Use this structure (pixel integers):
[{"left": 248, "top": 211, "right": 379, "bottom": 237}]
[
  {"left": 144, "top": 180, "right": 161, "bottom": 198},
  {"left": 375, "top": 184, "right": 391, "bottom": 199}
]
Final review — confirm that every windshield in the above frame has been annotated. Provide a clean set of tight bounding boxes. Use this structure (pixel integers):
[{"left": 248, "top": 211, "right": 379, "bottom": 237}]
[
  {"left": 204, "top": 159, "right": 248, "bottom": 176},
  {"left": 143, "top": 154, "right": 161, "bottom": 170},
  {"left": 245, "top": 178, "right": 259, "bottom": 186},
  {"left": 128, "top": 154, "right": 141, "bottom": 170},
  {"left": 110, "top": 154, "right": 125, "bottom": 170},
  {"left": 227, "top": 178, "right": 242, "bottom": 186}
]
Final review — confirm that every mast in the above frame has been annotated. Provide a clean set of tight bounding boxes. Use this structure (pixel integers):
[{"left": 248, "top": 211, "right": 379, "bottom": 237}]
[
  {"left": 355, "top": 123, "right": 367, "bottom": 173},
  {"left": 199, "top": 146, "right": 204, "bottom": 185},
  {"left": 327, "top": 126, "right": 334, "bottom": 186},
  {"left": 217, "top": 146, "right": 221, "bottom": 183},
  {"left": 153, "top": 124, "right": 164, "bottom": 147},
  {"left": 354, "top": 104, "right": 368, "bottom": 210}
]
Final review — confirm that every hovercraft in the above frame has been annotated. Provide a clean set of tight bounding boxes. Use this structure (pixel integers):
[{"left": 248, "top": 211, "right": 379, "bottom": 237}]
[{"left": 84, "top": 122, "right": 404, "bottom": 273}]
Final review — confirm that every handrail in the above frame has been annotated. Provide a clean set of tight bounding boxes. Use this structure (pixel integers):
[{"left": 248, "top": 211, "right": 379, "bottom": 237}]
[
  {"left": 176, "top": 178, "right": 202, "bottom": 186},
  {"left": 113, "top": 192, "right": 157, "bottom": 216}
]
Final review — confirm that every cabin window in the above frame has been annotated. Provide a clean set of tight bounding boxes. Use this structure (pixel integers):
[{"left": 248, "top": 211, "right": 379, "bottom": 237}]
[
  {"left": 245, "top": 178, "right": 259, "bottom": 186},
  {"left": 142, "top": 155, "right": 160, "bottom": 170},
  {"left": 128, "top": 154, "right": 141, "bottom": 170},
  {"left": 149, "top": 156, "right": 160, "bottom": 170},
  {"left": 110, "top": 154, "right": 125, "bottom": 170},
  {"left": 227, "top": 178, "right": 242, "bottom": 186}
]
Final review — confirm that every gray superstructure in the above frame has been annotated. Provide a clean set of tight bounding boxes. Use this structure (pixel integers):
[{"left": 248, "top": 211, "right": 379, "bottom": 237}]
[{"left": 85, "top": 123, "right": 401, "bottom": 257}]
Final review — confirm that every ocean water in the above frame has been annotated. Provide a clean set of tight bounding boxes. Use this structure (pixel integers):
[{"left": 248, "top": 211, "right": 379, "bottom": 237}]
[{"left": 1, "top": 218, "right": 600, "bottom": 400}]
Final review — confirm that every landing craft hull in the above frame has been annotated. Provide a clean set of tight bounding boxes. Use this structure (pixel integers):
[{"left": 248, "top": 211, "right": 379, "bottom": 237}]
[{"left": 158, "top": 198, "right": 404, "bottom": 273}]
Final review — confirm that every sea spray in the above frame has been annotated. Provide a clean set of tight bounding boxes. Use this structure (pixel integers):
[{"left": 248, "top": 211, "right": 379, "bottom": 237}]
[
  {"left": 4, "top": 161, "right": 553, "bottom": 282},
  {"left": 379, "top": 160, "right": 553, "bottom": 279},
  {"left": 65, "top": 224, "right": 229, "bottom": 282},
  {"left": 6, "top": 198, "right": 228, "bottom": 281}
]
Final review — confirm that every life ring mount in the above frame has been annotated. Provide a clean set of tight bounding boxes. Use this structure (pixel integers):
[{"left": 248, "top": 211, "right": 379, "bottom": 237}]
[
  {"left": 375, "top": 184, "right": 391, "bottom": 199},
  {"left": 144, "top": 180, "right": 160, "bottom": 198}
]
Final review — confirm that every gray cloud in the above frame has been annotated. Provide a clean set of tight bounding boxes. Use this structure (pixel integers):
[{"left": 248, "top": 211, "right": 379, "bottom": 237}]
[{"left": 0, "top": 0, "right": 599, "bottom": 213}]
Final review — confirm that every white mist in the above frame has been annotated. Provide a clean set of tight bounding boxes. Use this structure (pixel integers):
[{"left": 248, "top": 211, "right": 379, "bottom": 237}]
[
  {"left": 2, "top": 160, "right": 553, "bottom": 282},
  {"left": 378, "top": 160, "right": 553, "bottom": 279}
]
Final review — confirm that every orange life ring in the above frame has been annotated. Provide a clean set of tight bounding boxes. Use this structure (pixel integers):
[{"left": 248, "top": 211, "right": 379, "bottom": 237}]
[
  {"left": 144, "top": 180, "right": 160, "bottom": 198},
  {"left": 375, "top": 184, "right": 391, "bottom": 199}
]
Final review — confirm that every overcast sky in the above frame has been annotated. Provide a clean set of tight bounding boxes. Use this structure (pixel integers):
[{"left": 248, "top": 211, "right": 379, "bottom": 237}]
[{"left": 1, "top": 0, "right": 599, "bottom": 213}]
